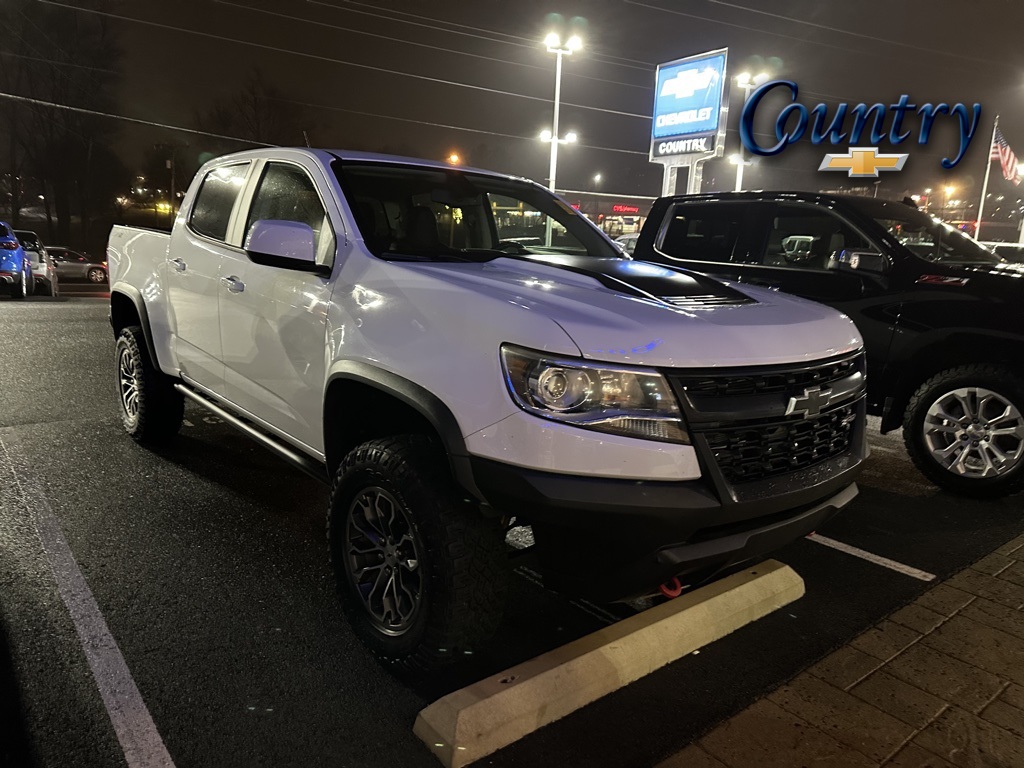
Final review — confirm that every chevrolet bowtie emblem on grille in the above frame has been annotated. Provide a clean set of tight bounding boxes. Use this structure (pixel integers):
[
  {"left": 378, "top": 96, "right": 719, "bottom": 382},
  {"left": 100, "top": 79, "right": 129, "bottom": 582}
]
[
  {"left": 786, "top": 386, "right": 833, "bottom": 419},
  {"left": 818, "top": 147, "right": 908, "bottom": 178}
]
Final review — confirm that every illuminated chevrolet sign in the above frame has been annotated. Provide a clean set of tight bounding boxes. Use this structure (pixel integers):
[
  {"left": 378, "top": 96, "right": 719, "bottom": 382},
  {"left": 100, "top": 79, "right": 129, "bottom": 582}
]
[{"left": 651, "top": 50, "right": 728, "bottom": 160}]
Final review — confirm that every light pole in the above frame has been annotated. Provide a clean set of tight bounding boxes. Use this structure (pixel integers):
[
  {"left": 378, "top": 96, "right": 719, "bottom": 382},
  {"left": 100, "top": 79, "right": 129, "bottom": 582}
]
[
  {"left": 944, "top": 185, "right": 955, "bottom": 219},
  {"left": 542, "top": 31, "right": 582, "bottom": 245},
  {"left": 733, "top": 72, "right": 768, "bottom": 192}
]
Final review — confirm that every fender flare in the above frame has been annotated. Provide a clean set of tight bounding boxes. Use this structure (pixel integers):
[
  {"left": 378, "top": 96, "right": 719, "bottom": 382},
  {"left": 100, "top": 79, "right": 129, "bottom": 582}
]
[
  {"left": 324, "top": 363, "right": 485, "bottom": 502},
  {"left": 109, "top": 282, "right": 161, "bottom": 368}
]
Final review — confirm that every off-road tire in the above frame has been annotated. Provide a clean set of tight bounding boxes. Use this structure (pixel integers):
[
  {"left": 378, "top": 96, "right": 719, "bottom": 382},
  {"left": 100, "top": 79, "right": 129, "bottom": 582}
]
[
  {"left": 115, "top": 325, "right": 184, "bottom": 444},
  {"left": 903, "top": 364, "right": 1024, "bottom": 498},
  {"left": 327, "top": 435, "right": 507, "bottom": 672}
]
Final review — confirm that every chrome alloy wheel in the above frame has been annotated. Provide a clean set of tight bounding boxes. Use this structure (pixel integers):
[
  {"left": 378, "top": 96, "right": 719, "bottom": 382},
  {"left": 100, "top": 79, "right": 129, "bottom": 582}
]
[
  {"left": 88, "top": 267, "right": 106, "bottom": 283},
  {"left": 345, "top": 487, "right": 423, "bottom": 636},
  {"left": 923, "top": 387, "right": 1024, "bottom": 478},
  {"left": 118, "top": 345, "right": 140, "bottom": 422}
]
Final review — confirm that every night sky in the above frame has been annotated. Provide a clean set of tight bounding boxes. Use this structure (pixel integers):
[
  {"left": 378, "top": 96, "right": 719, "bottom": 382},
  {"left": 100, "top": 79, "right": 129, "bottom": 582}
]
[{"left": 48, "top": 0, "right": 1024, "bottom": 205}]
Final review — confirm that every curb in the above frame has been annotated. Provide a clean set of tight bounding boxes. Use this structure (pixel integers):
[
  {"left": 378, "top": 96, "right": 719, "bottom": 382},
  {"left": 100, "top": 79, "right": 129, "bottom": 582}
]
[{"left": 414, "top": 559, "right": 805, "bottom": 768}]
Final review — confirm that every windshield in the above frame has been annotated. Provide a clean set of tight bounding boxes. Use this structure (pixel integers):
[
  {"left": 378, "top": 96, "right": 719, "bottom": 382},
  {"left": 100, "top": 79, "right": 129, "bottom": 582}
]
[
  {"left": 334, "top": 161, "right": 620, "bottom": 261},
  {"left": 15, "top": 231, "right": 41, "bottom": 251},
  {"left": 869, "top": 209, "right": 1003, "bottom": 266}
]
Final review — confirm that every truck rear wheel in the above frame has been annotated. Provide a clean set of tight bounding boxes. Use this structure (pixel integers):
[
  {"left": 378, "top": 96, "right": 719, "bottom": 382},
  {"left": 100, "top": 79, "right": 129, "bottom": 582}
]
[
  {"left": 904, "top": 364, "right": 1024, "bottom": 497},
  {"left": 115, "top": 326, "right": 184, "bottom": 444},
  {"left": 328, "top": 435, "right": 507, "bottom": 672}
]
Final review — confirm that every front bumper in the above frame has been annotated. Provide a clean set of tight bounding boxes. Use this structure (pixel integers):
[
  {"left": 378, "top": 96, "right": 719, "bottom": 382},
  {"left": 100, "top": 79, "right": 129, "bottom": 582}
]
[{"left": 473, "top": 452, "right": 860, "bottom": 601}]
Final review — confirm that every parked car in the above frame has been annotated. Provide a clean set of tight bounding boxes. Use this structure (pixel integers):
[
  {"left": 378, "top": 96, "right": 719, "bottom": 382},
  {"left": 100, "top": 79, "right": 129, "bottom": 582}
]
[
  {"left": 614, "top": 232, "right": 640, "bottom": 255},
  {"left": 635, "top": 191, "right": 1024, "bottom": 497},
  {"left": 47, "top": 246, "right": 107, "bottom": 283},
  {"left": 15, "top": 229, "right": 59, "bottom": 297},
  {"left": 107, "top": 149, "right": 867, "bottom": 669},
  {"left": 0, "top": 221, "right": 33, "bottom": 298}
]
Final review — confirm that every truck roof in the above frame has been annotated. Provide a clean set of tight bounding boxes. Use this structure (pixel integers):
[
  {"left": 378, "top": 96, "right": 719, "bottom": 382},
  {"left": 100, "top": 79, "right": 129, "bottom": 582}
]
[{"left": 204, "top": 146, "right": 516, "bottom": 182}]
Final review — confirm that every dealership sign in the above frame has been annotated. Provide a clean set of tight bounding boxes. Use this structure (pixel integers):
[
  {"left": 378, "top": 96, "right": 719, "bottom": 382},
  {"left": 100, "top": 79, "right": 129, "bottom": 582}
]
[
  {"left": 650, "top": 49, "right": 728, "bottom": 160},
  {"left": 738, "top": 80, "right": 982, "bottom": 174}
]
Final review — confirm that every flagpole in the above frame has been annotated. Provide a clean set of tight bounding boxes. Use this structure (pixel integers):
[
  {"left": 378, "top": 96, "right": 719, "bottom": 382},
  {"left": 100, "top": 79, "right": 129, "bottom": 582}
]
[{"left": 975, "top": 114, "right": 998, "bottom": 241}]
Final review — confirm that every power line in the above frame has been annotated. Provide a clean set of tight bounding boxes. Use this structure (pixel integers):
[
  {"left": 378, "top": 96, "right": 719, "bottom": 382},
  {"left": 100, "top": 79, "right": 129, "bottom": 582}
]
[
  {"left": 706, "top": 0, "right": 1001, "bottom": 66},
  {"left": 624, "top": 0, "right": 992, "bottom": 72},
  {"left": 271, "top": 96, "right": 649, "bottom": 156},
  {"left": 40, "top": 1, "right": 650, "bottom": 121},
  {"left": 0, "top": 50, "right": 115, "bottom": 72},
  {"left": 307, "top": 0, "right": 656, "bottom": 71},
  {"left": 0, "top": 91, "right": 274, "bottom": 146},
  {"left": 214, "top": 0, "right": 648, "bottom": 90}
]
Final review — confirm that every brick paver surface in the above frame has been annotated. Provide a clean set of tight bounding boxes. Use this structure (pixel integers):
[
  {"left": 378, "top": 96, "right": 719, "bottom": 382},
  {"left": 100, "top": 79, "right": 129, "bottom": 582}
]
[{"left": 656, "top": 533, "right": 1024, "bottom": 768}]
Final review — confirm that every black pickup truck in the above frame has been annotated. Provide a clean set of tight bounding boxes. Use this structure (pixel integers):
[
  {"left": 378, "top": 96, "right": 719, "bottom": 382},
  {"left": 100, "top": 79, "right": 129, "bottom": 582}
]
[{"left": 634, "top": 191, "right": 1024, "bottom": 497}]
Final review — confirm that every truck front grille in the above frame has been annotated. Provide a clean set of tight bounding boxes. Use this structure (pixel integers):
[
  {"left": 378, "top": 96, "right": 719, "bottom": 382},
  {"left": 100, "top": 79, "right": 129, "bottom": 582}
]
[
  {"left": 702, "top": 403, "right": 857, "bottom": 484},
  {"left": 676, "top": 353, "right": 860, "bottom": 397}
]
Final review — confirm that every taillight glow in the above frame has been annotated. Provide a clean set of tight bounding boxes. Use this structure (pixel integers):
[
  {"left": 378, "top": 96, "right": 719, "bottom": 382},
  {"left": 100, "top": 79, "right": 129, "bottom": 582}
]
[{"left": 0, "top": 241, "right": 20, "bottom": 250}]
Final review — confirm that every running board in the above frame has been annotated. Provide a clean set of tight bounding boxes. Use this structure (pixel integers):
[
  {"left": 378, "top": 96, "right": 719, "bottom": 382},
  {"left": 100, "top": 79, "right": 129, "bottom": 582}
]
[{"left": 174, "top": 384, "right": 329, "bottom": 484}]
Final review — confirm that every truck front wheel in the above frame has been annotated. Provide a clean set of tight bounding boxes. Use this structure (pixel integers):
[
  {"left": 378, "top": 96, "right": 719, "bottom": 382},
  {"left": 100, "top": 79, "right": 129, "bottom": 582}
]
[
  {"left": 904, "top": 364, "right": 1024, "bottom": 497},
  {"left": 328, "top": 435, "right": 507, "bottom": 672},
  {"left": 115, "top": 326, "right": 184, "bottom": 444}
]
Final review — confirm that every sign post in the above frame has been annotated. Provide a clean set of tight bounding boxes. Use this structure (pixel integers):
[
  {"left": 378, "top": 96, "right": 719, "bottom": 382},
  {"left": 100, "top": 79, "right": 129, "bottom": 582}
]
[{"left": 650, "top": 48, "right": 729, "bottom": 196}]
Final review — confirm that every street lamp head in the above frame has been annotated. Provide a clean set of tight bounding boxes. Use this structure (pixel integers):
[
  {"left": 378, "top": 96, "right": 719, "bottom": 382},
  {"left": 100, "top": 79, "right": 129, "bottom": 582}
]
[
  {"left": 566, "top": 35, "right": 583, "bottom": 52},
  {"left": 544, "top": 32, "right": 561, "bottom": 49},
  {"left": 945, "top": 185, "right": 956, "bottom": 195},
  {"left": 736, "top": 72, "right": 751, "bottom": 86},
  {"left": 447, "top": 152, "right": 461, "bottom": 165},
  {"left": 594, "top": 173, "right": 602, "bottom": 183},
  {"left": 564, "top": 131, "right": 578, "bottom": 143},
  {"left": 539, "top": 129, "right": 553, "bottom": 142}
]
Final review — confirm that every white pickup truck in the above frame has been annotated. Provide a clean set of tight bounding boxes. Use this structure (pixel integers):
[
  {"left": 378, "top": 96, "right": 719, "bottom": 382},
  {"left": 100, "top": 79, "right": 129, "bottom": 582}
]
[{"left": 107, "top": 148, "right": 867, "bottom": 669}]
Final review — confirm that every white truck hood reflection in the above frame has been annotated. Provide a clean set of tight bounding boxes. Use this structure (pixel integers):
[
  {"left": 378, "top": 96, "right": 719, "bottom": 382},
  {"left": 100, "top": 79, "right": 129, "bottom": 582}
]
[{"left": 409, "top": 257, "right": 862, "bottom": 369}]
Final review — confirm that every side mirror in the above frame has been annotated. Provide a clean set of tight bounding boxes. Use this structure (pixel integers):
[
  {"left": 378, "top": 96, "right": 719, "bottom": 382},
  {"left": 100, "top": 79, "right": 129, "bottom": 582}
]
[
  {"left": 832, "top": 249, "right": 888, "bottom": 274},
  {"left": 245, "top": 219, "right": 330, "bottom": 276}
]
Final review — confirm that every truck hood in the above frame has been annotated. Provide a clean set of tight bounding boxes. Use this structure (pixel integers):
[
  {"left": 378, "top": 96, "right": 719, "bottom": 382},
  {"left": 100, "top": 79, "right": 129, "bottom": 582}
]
[{"left": 408, "top": 256, "right": 862, "bottom": 368}]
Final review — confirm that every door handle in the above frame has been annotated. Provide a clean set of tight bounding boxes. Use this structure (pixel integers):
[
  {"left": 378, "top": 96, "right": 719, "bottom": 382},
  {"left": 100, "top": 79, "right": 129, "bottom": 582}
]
[
  {"left": 171, "top": 257, "right": 186, "bottom": 272},
  {"left": 221, "top": 275, "right": 245, "bottom": 293}
]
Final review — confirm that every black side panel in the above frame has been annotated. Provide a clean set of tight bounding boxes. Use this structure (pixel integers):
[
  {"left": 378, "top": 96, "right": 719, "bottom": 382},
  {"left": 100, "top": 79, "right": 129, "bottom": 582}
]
[
  {"left": 324, "top": 363, "right": 482, "bottom": 500},
  {"left": 109, "top": 285, "right": 161, "bottom": 369}
]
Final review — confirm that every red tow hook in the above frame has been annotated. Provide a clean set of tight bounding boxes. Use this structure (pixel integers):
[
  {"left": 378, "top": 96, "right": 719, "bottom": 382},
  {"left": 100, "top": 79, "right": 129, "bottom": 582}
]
[{"left": 659, "top": 577, "right": 683, "bottom": 599}]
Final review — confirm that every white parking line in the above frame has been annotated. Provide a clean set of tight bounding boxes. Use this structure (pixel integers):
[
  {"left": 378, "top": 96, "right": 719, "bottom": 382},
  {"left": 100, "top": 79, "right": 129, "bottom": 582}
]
[
  {"left": 806, "top": 533, "right": 937, "bottom": 582},
  {"left": 0, "top": 437, "right": 176, "bottom": 768}
]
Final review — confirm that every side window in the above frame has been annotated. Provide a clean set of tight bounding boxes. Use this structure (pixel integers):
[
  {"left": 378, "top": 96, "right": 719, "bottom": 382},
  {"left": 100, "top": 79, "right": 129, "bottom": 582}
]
[
  {"left": 245, "top": 163, "right": 335, "bottom": 266},
  {"left": 656, "top": 203, "right": 746, "bottom": 263},
  {"left": 189, "top": 163, "right": 250, "bottom": 242},
  {"left": 763, "top": 204, "right": 872, "bottom": 270}
]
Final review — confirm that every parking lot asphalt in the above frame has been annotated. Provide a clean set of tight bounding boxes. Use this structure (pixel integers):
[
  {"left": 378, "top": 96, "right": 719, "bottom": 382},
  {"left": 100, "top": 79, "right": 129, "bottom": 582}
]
[{"left": 1, "top": 295, "right": 1022, "bottom": 768}]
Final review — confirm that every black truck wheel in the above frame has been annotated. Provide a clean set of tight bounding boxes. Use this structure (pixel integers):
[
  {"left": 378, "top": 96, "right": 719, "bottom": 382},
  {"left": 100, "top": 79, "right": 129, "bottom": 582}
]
[
  {"left": 904, "top": 365, "right": 1024, "bottom": 497},
  {"left": 115, "top": 326, "right": 184, "bottom": 444},
  {"left": 328, "top": 435, "right": 507, "bottom": 672}
]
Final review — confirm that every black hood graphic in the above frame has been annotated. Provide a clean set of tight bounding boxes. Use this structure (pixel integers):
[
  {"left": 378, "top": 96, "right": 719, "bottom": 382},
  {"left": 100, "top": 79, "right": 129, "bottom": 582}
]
[{"left": 521, "top": 254, "right": 756, "bottom": 307}]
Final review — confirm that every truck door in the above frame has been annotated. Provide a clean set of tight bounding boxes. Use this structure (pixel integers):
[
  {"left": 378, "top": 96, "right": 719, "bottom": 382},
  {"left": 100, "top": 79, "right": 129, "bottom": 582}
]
[
  {"left": 740, "top": 201, "right": 900, "bottom": 400},
  {"left": 218, "top": 159, "right": 340, "bottom": 455},
  {"left": 168, "top": 162, "right": 252, "bottom": 390}
]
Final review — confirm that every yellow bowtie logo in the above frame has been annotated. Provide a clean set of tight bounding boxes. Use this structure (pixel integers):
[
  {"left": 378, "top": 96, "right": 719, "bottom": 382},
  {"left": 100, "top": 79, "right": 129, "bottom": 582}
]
[{"left": 818, "top": 147, "right": 908, "bottom": 177}]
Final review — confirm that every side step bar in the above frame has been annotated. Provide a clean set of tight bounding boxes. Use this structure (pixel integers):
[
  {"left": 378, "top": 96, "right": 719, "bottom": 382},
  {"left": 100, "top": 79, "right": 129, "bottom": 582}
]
[{"left": 173, "top": 384, "right": 329, "bottom": 484}]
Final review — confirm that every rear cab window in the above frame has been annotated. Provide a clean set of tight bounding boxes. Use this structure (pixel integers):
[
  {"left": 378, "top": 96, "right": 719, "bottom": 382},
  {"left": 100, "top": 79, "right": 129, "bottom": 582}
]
[
  {"left": 188, "top": 163, "right": 251, "bottom": 242},
  {"left": 655, "top": 202, "right": 753, "bottom": 264}
]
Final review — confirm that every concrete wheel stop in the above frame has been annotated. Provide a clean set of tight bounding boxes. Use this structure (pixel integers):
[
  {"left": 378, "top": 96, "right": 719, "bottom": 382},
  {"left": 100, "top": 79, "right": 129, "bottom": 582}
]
[{"left": 414, "top": 559, "right": 804, "bottom": 768}]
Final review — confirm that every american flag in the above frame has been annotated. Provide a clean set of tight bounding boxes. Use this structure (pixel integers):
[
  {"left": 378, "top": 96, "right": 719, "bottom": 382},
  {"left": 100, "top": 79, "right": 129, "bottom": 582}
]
[{"left": 991, "top": 128, "right": 1021, "bottom": 185}]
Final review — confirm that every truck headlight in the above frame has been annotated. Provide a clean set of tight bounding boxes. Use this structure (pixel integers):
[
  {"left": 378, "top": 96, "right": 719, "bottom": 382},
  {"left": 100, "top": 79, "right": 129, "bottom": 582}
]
[{"left": 500, "top": 345, "right": 689, "bottom": 444}]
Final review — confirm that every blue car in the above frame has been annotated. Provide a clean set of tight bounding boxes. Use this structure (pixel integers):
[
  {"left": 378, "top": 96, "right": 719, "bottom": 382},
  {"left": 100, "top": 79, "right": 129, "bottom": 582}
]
[{"left": 0, "top": 221, "right": 33, "bottom": 298}]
